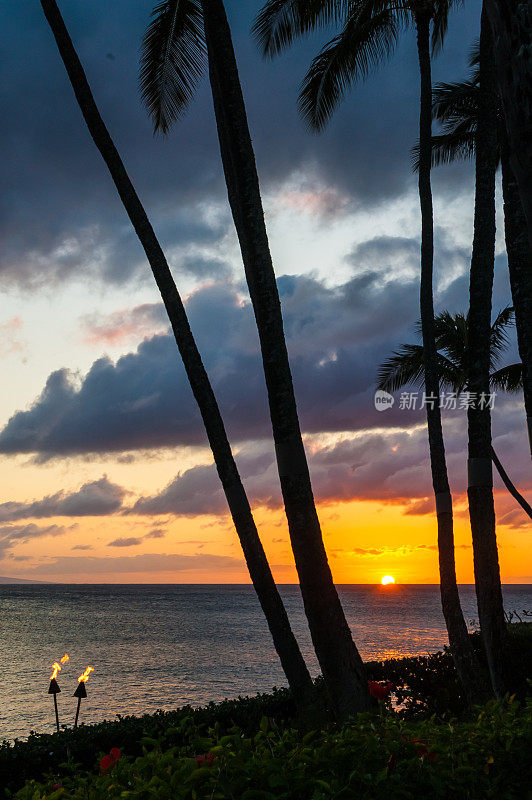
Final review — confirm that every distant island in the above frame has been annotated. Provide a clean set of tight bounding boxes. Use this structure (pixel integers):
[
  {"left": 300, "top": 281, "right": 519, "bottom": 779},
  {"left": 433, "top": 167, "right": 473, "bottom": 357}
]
[{"left": 0, "top": 576, "right": 50, "bottom": 584}]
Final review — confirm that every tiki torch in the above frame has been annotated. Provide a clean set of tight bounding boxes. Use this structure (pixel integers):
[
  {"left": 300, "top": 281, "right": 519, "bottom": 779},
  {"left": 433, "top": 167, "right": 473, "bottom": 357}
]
[
  {"left": 73, "top": 666, "right": 94, "bottom": 728},
  {"left": 48, "top": 654, "right": 69, "bottom": 733}
]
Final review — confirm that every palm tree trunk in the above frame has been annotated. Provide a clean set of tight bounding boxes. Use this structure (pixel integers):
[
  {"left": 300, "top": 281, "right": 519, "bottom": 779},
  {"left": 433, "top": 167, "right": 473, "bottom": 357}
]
[
  {"left": 500, "top": 139, "right": 532, "bottom": 458},
  {"left": 491, "top": 447, "right": 532, "bottom": 518},
  {"left": 485, "top": 0, "right": 532, "bottom": 247},
  {"left": 40, "top": 0, "right": 314, "bottom": 706},
  {"left": 415, "top": 10, "right": 480, "bottom": 705},
  {"left": 200, "top": 0, "right": 370, "bottom": 719},
  {"left": 466, "top": 5, "right": 509, "bottom": 699}
]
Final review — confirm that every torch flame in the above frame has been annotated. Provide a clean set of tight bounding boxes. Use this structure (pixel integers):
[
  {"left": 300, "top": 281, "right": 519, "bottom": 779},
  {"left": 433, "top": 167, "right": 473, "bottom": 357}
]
[
  {"left": 50, "top": 662, "right": 62, "bottom": 680},
  {"left": 78, "top": 666, "right": 94, "bottom": 683},
  {"left": 60, "top": 654, "right": 69, "bottom": 664}
]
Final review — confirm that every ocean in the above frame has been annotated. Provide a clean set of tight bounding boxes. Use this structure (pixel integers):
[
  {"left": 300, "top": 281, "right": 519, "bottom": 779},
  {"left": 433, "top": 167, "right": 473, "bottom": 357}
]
[{"left": 1, "top": 583, "right": 530, "bottom": 741}]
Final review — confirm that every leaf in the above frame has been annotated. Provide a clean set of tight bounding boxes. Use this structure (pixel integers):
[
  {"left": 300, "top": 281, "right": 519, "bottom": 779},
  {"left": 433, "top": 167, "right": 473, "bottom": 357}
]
[{"left": 140, "top": 0, "right": 206, "bottom": 133}]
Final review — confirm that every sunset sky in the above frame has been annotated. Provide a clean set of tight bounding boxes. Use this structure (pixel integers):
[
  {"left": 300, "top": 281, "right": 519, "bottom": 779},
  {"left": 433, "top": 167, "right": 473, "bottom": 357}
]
[{"left": 0, "top": 0, "right": 530, "bottom": 584}]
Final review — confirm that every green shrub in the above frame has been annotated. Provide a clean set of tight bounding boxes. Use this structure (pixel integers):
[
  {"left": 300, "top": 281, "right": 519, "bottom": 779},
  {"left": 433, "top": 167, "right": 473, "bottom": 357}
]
[{"left": 12, "top": 699, "right": 532, "bottom": 800}]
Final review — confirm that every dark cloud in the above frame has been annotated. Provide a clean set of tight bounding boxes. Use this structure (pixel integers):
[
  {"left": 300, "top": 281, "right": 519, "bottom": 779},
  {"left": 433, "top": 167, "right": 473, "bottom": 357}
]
[
  {"left": 127, "top": 402, "right": 530, "bottom": 519},
  {"left": 1, "top": 0, "right": 481, "bottom": 289},
  {"left": 0, "top": 477, "right": 126, "bottom": 521},
  {"left": 0, "top": 522, "right": 69, "bottom": 559},
  {"left": 108, "top": 537, "right": 144, "bottom": 547},
  {"left": 0, "top": 523, "right": 66, "bottom": 541},
  {"left": 144, "top": 528, "right": 166, "bottom": 539},
  {"left": 0, "top": 261, "right": 519, "bottom": 459},
  {"left": 132, "top": 451, "right": 276, "bottom": 517}
]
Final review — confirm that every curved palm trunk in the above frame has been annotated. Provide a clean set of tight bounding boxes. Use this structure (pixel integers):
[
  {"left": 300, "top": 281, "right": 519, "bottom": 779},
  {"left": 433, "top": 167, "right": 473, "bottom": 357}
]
[
  {"left": 491, "top": 447, "right": 532, "bottom": 519},
  {"left": 415, "top": 11, "right": 480, "bottom": 705},
  {"left": 466, "top": 6, "right": 509, "bottom": 699},
  {"left": 200, "top": 0, "right": 370, "bottom": 719},
  {"left": 40, "top": 0, "right": 313, "bottom": 706},
  {"left": 485, "top": 0, "right": 532, "bottom": 246},
  {"left": 500, "top": 140, "right": 532, "bottom": 458}
]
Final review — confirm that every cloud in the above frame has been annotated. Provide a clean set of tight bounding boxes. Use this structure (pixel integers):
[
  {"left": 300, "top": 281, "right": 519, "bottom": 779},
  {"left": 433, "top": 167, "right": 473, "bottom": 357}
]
[
  {"left": 144, "top": 528, "right": 166, "bottom": 539},
  {"left": 0, "top": 316, "right": 26, "bottom": 357},
  {"left": 108, "top": 537, "right": 144, "bottom": 547},
  {"left": 0, "top": 476, "right": 127, "bottom": 521},
  {"left": 0, "top": 0, "right": 481, "bottom": 290},
  {"left": 0, "top": 522, "right": 69, "bottom": 559},
  {"left": 131, "top": 451, "right": 276, "bottom": 517},
  {"left": 0, "top": 267, "right": 484, "bottom": 459},
  {"left": 0, "top": 522, "right": 68, "bottom": 540},
  {"left": 82, "top": 304, "right": 169, "bottom": 346},
  {"left": 24, "top": 552, "right": 245, "bottom": 576}
]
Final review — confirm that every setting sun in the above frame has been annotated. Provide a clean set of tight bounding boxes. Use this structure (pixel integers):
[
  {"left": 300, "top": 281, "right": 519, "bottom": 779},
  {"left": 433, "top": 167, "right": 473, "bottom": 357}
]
[{"left": 381, "top": 575, "right": 395, "bottom": 585}]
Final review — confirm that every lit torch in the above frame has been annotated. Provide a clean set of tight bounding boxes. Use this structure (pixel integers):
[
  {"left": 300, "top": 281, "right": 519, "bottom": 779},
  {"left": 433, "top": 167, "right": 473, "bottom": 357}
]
[
  {"left": 73, "top": 666, "right": 94, "bottom": 728},
  {"left": 48, "top": 654, "right": 69, "bottom": 733}
]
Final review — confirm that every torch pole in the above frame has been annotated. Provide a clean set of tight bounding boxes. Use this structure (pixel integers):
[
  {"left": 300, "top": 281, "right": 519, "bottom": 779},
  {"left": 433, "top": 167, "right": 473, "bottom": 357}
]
[
  {"left": 74, "top": 696, "right": 82, "bottom": 729},
  {"left": 53, "top": 693, "right": 60, "bottom": 733},
  {"left": 48, "top": 677, "right": 61, "bottom": 733},
  {"left": 73, "top": 679, "right": 87, "bottom": 728}
]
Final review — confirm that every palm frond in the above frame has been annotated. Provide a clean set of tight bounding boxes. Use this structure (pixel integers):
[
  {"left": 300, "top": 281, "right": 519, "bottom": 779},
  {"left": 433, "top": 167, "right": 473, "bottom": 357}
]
[
  {"left": 252, "top": 0, "right": 349, "bottom": 57},
  {"left": 377, "top": 344, "right": 425, "bottom": 393},
  {"left": 468, "top": 41, "right": 480, "bottom": 68},
  {"left": 490, "top": 362, "right": 523, "bottom": 392},
  {"left": 376, "top": 343, "right": 459, "bottom": 393},
  {"left": 412, "top": 126, "right": 476, "bottom": 170},
  {"left": 489, "top": 306, "right": 515, "bottom": 368},
  {"left": 140, "top": 0, "right": 206, "bottom": 134},
  {"left": 431, "top": 0, "right": 462, "bottom": 55},
  {"left": 299, "top": 4, "right": 406, "bottom": 130},
  {"left": 432, "top": 79, "right": 479, "bottom": 125}
]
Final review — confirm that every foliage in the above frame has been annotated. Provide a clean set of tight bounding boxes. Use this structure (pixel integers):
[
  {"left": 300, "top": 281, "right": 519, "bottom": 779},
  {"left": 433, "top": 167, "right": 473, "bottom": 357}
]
[
  {"left": 3, "top": 626, "right": 530, "bottom": 797},
  {"left": 376, "top": 307, "right": 521, "bottom": 395},
  {"left": 11, "top": 699, "right": 532, "bottom": 800},
  {"left": 0, "top": 689, "right": 295, "bottom": 798}
]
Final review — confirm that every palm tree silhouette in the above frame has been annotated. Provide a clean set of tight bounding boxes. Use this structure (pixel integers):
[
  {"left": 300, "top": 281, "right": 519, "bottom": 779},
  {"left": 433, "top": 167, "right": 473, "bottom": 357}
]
[
  {"left": 484, "top": 0, "right": 532, "bottom": 246},
  {"left": 463, "top": 10, "right": 509, "bottom": 698},
  {"left": 377, "top": 307, "right": 532, "bottom": 519},
  {"left": 139, "top": 0, "right": 370, "bottom": 718},
  {"left": 254, "top": 0, "right": 481, "bottom": 702},
  {"left": 412, "top": 46, "right": 532, "bottom": 460},
  {"left": 39, "top": 0, "right": 313, "bottom": 706}
]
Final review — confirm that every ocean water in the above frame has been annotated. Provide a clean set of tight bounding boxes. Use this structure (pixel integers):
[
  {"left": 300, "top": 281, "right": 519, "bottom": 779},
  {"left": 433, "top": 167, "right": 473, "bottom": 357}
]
[{"left": 0, "top": 583, "right": 530, "bottom": 741}]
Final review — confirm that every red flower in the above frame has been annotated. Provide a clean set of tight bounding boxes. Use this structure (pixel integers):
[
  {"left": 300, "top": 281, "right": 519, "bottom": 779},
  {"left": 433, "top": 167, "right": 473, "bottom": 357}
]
[
  {"left": 195, "top": 753, "right": 216, "bottom": 767},
  {"left": 100, "top": 754, "right": 114, "bottom": 773},
  {"left": 410, "top": 739, "right": 436, "bottom": 761},
  {"left": 109, "top": 748, "right": 121, "bottom": 763},
  {"left": 368, "top": 681, "right": 394, "bottom": 701},
  {"left": 100, "top": 748, "right": 121, "bottom": 773}
]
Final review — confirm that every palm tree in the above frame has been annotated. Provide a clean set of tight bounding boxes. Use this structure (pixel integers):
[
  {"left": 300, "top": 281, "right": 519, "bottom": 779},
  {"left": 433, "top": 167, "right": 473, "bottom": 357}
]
[
  {"left": 485, "top": 0, "right": 532, "bottom": 246},
  {"left": 466, "top": 6, "right": 508, "bottom": 697},
  {"left": 254, "top": 0, "right": 481, "bottom": 702},
  {"left": 139, "top": 0, "right": 371, "bottom": 720},
  {"left": 377, "top": 307, "right": 532, "bottom": 520},
  {"left": 414, "top": 47, "right": 532, "bottom": 460},
  {"left": 39, "top": 0, "right": 314, "bottom": 707}
]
